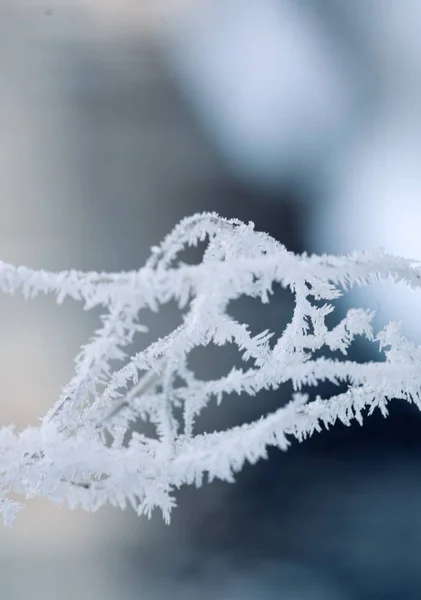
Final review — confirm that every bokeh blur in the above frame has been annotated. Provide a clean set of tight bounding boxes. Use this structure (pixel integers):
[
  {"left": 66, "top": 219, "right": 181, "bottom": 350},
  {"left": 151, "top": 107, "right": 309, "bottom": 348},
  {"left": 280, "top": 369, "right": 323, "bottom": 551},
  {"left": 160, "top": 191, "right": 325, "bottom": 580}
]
[{"left": 1, "top": 1, "right": 421, "bottom": 598}]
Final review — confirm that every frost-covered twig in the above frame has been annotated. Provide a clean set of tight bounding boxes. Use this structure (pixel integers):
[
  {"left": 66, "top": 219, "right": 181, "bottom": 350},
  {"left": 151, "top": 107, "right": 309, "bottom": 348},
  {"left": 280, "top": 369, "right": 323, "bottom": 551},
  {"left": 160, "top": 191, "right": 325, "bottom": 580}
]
[{"left": 0, "top": 212, "right": 421, "bottom": 526}]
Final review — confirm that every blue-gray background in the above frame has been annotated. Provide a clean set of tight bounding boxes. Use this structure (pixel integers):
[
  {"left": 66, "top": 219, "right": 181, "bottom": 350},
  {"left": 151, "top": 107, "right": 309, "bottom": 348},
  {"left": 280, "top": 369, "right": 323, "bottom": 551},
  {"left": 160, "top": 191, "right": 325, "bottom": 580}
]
[{"left": 1, "top": 1, "right": 421, "bottom": 598}]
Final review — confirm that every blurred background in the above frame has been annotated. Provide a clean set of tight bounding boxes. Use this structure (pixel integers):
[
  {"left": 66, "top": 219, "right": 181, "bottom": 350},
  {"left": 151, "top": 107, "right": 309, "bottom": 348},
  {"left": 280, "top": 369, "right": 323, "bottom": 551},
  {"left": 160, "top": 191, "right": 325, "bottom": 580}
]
[{"left": 1, "top": 0, "right": 421, "bottom": 598}]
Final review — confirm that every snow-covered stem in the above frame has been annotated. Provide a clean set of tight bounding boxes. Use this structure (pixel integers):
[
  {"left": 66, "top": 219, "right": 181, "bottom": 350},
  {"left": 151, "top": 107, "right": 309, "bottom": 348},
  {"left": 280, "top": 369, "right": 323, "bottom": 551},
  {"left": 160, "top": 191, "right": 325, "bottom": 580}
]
[{"left": 0, "top": 212, "right": 421, "bottom": 526}]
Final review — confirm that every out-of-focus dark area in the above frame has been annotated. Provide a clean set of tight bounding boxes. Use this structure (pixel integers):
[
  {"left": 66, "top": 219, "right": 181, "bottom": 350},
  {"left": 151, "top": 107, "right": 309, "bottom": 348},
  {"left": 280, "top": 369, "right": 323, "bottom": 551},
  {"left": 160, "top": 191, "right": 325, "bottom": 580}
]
[{"left": 1, "top": 1, "right": 421, "bottom": 598}]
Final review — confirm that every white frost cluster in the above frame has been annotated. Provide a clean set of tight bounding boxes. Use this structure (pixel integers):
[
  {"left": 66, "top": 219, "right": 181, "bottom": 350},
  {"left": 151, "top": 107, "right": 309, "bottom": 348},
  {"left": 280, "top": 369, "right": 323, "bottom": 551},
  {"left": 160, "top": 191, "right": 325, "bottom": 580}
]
[{"left": 1, "top": 212, "right": 421, "bottom": 526}]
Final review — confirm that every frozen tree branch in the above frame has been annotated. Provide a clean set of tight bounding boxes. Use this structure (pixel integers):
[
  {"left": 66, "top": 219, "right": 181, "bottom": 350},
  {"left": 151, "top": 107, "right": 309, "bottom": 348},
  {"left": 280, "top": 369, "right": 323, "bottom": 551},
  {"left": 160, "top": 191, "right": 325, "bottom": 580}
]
[{"left": 1, "top": 212, "right": 421, "bottom": 526}]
